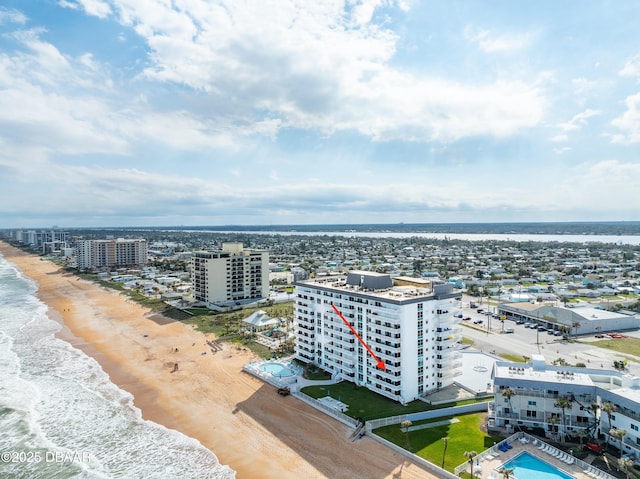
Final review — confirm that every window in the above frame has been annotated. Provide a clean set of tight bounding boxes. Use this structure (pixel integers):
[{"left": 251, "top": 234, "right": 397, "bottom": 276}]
[
  {"left": 526, "top": 410, "right": 537, "bottom": 418},
  {"left": 528, "top": 400, "right": 537, "bottom": 406},
  {"left": 631, "top": 424, "right": 639, "bottom": 432}
]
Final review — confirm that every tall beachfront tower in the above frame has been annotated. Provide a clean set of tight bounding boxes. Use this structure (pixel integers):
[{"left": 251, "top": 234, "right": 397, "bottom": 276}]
[
  {"left": 75, "top": 238, "right": 147, "bottom": 271},
  {"left": 294, "top": 271, "right": 462, "bottom": 403},
  {"left": 192, "top": 242, "right": 269, "bottom": 308}
]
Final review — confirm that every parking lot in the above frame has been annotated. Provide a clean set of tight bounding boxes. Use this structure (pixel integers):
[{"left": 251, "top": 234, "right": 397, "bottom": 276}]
[{"left": 457, "top": 303, "right": 640, "bottom": 378}]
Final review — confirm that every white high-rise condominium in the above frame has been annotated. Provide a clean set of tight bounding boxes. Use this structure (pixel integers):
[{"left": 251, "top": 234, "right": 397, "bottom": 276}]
[
  {"left": 192, "top": 242, "right": 269, "bottom": 308},
  {"left": 294, "top": 271, "right": 462, "bottom": 403}
]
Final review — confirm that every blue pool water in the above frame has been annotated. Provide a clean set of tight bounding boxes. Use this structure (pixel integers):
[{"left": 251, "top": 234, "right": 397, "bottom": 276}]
[
  {"left": 259, "top": 362, "right": 296, "bottom": 377},
  {"left": 500, "top": 452, "right": 575, "bottom": 479}
]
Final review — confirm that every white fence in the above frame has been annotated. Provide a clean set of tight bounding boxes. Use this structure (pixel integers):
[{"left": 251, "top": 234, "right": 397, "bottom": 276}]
[{"left": 366, "top": 401, "right": 490, "bottom": 432}]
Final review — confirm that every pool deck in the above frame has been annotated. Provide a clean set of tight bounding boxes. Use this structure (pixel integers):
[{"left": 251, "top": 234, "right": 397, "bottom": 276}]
[{"left": 470, "top": 437, "right": 615, "bottom": 479}]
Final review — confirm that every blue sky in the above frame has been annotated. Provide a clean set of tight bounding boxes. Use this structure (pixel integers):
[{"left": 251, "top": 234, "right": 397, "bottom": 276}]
[{"left": 1, "top": 0, "right": 640, "bottom": 227}]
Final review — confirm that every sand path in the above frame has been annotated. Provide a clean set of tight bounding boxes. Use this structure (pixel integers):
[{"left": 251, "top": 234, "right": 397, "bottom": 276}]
[{"left": 0, "top": 242, "right": 437, "bottom": 479}]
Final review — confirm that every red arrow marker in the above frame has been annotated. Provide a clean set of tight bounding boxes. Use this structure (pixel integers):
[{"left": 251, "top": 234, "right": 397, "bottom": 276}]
[{"left": 331, "top": 303, "right": 386, "bottom": 370}]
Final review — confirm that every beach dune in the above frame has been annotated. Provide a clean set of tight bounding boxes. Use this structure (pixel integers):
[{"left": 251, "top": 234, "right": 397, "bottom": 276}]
[{"left": 0, "top": 242, "right": 436, "bottom": 479}]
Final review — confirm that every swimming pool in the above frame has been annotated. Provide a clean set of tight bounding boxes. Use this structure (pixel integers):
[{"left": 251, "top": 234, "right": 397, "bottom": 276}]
[
  {"left": 259, "top": 362, "right": 296, "bottom": 377},
  {"left": 499, "top": 452, "right": 575, "bottom": 479}
]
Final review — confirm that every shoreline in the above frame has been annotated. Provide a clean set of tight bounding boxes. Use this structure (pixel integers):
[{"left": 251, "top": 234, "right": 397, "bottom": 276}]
[{"left": 0, "top": 242, "right": 434, "bottom": 479}]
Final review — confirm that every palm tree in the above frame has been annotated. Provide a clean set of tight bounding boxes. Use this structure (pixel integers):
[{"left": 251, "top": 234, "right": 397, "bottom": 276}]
[
  {"left": 464, "top": 451, "right": 478, "bottom": 479},
  {"left": 572, "top": 321, "right": 581, "bottom": 338},
  {"left": 401, "top": 420, "right": 412, "bottom": 451},
  {"left": 601, "top": 402, "right": 617, "bottom": 442},
  {"left": 619, "top": 456, "right": 634, "bottom": 479},
  {"left": 610, "top": 428, "right": 627, "bottom": 458},
  {"left": 501, "top": 467, "right": 515, "bottom": 479},
  {"left": 554, "top": 395, "right": 573, "bottom": 443},
  {"left": 441, "top": 436, "right": 450, "bottom": 469},
  {"left": 501, "top": 387, "right": 520, "bottom": 431},
  {"left": 588, "top": 403, "right": 600, "bottom": 441}
]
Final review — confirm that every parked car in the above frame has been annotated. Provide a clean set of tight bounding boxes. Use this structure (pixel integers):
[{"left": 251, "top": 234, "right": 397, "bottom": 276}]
[
  {"left": 504, "top": 328, "right": 514, "bottom": 334},
  {"left": 473, "top": 319, "right": 483, "bottom": 324}
]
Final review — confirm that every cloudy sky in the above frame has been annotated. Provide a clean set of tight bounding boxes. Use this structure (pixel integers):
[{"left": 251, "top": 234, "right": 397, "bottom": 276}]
[{"left": 2, "top": 0, "right": 640, "bottom": 227}]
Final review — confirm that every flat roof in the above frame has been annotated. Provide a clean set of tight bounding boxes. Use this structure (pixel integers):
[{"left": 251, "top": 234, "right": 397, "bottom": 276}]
[
  {"left": 299, "top": 276, "right": 435, "bottom": 301},
  {"left": 495, "top": 363, "right": 595, "bottom": 387},
  {"left": 606, "top": 387, "right": 640, "bottom": 403},
  {"left": 457, "top": 351, "right": 497, "bottom": 394},
  {"left": 570, "top": 306, "right": 629, "bottom": 321}
]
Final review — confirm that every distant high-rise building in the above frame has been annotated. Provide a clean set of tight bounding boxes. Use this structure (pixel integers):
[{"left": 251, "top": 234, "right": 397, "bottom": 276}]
[
  {"left": 192, "top": 242, "right": 269, "bottom": 307},
  {"left": 13, "top": 229, "right": 69, "bottom": 253},
  {"left": 294, "top": 271, "right": 462, "bottom": 403},
  {"left": 75, "top": 238, "right": 147, "bottom": 271}
]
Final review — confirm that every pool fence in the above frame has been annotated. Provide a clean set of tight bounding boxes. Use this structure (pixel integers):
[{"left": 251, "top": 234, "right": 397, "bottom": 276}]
[
  {"left": 453, "top": 431, "right": 618, "bottom": 479},
  {"left": 242, "top": 362, "right": 299, "bottom": 389}
]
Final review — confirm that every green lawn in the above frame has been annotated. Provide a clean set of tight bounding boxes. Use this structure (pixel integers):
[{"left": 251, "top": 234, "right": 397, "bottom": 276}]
[
  {"left": 301, "top": 381, "right": 490, "bottom": 420},
  {"left": 375, "top": 412, "right": 501, "bottom": 472},
  {"left": 301, "top": 382, "right": 434, "bottom": 420},
  {"left": 593, "top": 337, "right": 640, "bottom": 358},
  {"left": 499, "top": 353, "right": 528, "bottom": 363}
]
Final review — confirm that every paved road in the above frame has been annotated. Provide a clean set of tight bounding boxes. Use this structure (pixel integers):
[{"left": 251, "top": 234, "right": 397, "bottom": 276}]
[{"left": 456, "top": 303, "right": 640, "bottom": 377}]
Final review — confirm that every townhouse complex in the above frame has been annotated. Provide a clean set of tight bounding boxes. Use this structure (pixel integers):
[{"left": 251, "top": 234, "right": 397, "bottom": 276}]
[
  {"left": 192, "top": 242, "right": 269, "bottom": 308},
  {"left": 76, "top": 238, "right": 148, "bottom": 271},
  {"left": 294, "top": 271, "right": 462, "bottom": 403},
  {"left": 492, "top": 355, "right": 640, "bottom": 459}
]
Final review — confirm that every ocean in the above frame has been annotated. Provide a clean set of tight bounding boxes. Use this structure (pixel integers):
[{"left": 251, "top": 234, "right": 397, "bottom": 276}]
[{"left": 0, "top": 254, "right": 235, "bottom": 479}]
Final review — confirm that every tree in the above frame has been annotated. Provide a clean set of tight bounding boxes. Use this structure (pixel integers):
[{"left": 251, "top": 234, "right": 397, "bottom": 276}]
[
  {"left": 401, "top": 420, "right": 412, "bottom": 451},
  {"left": 501, "top": 387, "right": 518, "bottom": 429},
  {"left": 441, "top": 436, "right": 450, "bottom": 469},
  {"left": 610, "top": 428, "right": 627, "bottom": 458},
  {"left": 613, "top": 360, "right": 628, "bottom": 372},
  {"left": 464, "top": 451, "right": 478, "bottom": 479},
  {"left": 554, "top": 395, "right": 573, "bottom": 443},
  {"left": 588, "top": 403, "right": 600, "bottom": 441},
  {"left": 619, "top": 457, "right": 634, "bottom": 479},
  {"left": 601, "top": 402, "right": 617, "bottom": 442},
  {"left": 572, "top": 321, "right": 581, "bottom": 338},
  {"left": 501, "top": 467, "right": 515, "bottom": 479}
]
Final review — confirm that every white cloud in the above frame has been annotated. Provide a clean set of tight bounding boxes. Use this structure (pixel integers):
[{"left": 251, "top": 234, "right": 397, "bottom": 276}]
[
  {"left": 620, "top": 53, "right": 640, "bottom": 80},
  {"left": 98, "top": 1, "right": 544, "bottom": 143},
  {"left": 551, "top": 134, "right": 568, "bottom": 143},
  {"left": 0, "top": 7, "right": 27, "bottom": 24},
  {"left": 611, "top": 93, "right": 640, "bottom": 144},
  {"left": 464, "top": 26, "right": 535, "bottom": 53},
  {"left": 59, "top": 0, "right": 112, "bottom": 18},
  {"left": 557, "top": 108, "right": 600, "bottom": 132},
  {"left": 556, "top": 160, "right": 640, "bottom": 208},
  {"left": 553, "top": 146, "right": 571, "bottom": 155}
]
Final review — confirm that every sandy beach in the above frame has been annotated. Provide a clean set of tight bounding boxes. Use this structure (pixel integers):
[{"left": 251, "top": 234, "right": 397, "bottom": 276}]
[{"left": 0, "top": 242, "right": 436, "bottom": 479}]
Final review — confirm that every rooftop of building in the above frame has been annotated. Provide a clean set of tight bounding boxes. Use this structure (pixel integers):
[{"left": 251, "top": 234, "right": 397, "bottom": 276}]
[
  {"left": 297, "top": 270, "right": 457, "bottom": 302},
  {"left": 499, "top": 302, "right": 632, "bottom": 321}
]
